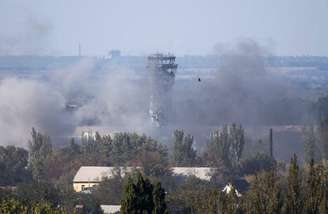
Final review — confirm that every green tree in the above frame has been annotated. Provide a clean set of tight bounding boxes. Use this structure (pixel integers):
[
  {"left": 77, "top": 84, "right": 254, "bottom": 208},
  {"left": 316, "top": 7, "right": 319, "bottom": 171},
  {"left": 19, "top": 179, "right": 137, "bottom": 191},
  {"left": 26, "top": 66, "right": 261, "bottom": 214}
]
[
  {"left": 93, "top": 174, "right": 126, "bottom": 205},
  {"left": 286, "top": 154, "right": 303, "bottom": 214},
  {"left": 121, "top": 172, "right": 167, "bottom": 214},
  {"left": 121, "top": 177, "right": 139, "bottom": 214},
  {"left": 75, "top": 193, "right": 103, "bottom": 214},
  {"left": 111, "top": 133, "right": 135, "bottom": 165},
  {"left": 205, "top": 124, "right": 245, "bottom": 170},
  {"left": 218, "top": 186, "right": 241, "bottom": 214},
  {"left": 303, "top": 126, "right": 319, "bottom": 164},
  {"left": 31, "top": 201, "right": 69, "bottom": 214},
  {"left": 229, "top": 124, "right": 245, "bottom": 167},
  {"left": 152, "top": 182, "right": 168, "bottom": 214},
  {"left": 28, "top": 128, "right": 53, "bottom": 181},
  {"left": 316, "top": 96, "right": 328, "bottom": 160},
  {"left": 0, "top": 198, "right": 28, "bottom": 214},
  {"left": 166, "top": 176, "right": 218, "bottom": 214},
  {"left": 16, "top": 182, "right": 61, "bottom": 207},
  {"left": 172, "top": 130, "right": 197, "bottom": 166},
  {"left": 0, "top": 146, "right": 31, "bottom": 185},
  {"left": 81, "top": 132, "right": 112, "bottom": 166},
  {"left": 304, "top": 159, "right": 323, "bottom": 214},
  {"left": 130, "top": 138, "right": 170, "bottom": 177},
  {"left": 319, "top": 163, "right": 328, "bottom": 214},
  {"left": 244, "top": 169, "right": 283, "bottom": 214}
]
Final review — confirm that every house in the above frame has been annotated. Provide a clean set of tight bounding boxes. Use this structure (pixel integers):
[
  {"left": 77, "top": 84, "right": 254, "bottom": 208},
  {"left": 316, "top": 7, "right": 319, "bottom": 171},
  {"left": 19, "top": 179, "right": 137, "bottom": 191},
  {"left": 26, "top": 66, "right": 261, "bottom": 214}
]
[
  {"left": 73, "top": 166, "right": 139, "bottom": 192},
  {"left": 222, "top": 183, "right": 242, "bottom": 197},
  {"left": 73, "top": 166, "right": 217, "bottom": 192}
]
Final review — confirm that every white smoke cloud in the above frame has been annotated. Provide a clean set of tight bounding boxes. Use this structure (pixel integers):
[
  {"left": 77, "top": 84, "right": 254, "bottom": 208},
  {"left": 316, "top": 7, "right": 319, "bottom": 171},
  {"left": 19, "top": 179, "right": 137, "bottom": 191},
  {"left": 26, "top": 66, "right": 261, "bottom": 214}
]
[
  {"left": 0, "top": 78, "right": 73, "bottom": 146},
  {"left": 0, "top": 58, "right": 154, "bottom": 146},
  {"left": 0, "top": 39, "right": 310, "bottom": 147},
  {"left": 73, "top": 68, "right": 152, "bottom": 132}
]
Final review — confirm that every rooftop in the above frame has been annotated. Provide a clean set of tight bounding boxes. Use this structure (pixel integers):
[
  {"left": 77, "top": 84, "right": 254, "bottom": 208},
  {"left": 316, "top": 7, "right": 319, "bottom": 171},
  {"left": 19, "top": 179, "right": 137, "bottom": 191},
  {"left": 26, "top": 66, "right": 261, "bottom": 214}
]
[
  {"left": 73, "top": 166, "right": 139, "bottom": 182},
  {"left": 73, "top": 166, "right": 217, "bottom": 182}
]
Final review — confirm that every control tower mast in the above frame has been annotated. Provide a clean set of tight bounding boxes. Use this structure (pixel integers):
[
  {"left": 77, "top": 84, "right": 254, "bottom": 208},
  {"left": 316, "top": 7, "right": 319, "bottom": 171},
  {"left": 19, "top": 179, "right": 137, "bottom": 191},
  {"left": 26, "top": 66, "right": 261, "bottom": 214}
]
[{"left": 147, "top": 53, "right": 177, "bottom": 126}]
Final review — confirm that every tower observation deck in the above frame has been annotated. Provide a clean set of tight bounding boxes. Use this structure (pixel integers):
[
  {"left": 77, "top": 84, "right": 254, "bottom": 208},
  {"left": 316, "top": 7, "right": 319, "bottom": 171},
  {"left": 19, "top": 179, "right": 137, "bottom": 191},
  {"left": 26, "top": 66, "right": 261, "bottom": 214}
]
[{"left": 147, "top": 54, "right": 177, "bottom": 126}]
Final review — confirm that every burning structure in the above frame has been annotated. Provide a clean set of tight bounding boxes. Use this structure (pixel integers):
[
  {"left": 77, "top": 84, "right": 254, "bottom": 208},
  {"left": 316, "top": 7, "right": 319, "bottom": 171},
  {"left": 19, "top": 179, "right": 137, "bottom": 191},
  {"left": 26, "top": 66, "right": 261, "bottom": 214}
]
[{"left": 147, "top": 54, "right": 177, "bottom": 126}]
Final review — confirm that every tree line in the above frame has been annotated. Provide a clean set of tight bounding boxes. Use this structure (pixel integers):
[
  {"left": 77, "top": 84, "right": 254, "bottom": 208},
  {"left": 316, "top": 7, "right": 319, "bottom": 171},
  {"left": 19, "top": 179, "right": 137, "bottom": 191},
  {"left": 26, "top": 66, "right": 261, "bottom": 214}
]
[{"left": 0, "top": 112, "right": 327, "bottom": 213}]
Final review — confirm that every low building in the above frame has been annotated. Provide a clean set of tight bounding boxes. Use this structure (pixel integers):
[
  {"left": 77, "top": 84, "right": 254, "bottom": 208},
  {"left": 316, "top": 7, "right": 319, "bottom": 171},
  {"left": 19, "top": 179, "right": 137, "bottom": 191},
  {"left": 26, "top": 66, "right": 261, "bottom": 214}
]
[
  {"left": 73, "top": 166, "right": 139, "bottom": 192},
  {"left": 100, "top": 205, "right": 121, "bottom": 214},
  {"left": 73, "top": 166, "right": 217, "bottom": 192}
]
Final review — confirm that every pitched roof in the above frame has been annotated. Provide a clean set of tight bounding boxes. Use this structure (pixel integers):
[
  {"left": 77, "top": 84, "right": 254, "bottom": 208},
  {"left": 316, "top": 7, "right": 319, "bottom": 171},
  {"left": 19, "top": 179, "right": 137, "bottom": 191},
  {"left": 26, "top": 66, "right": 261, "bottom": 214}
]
[
  {"left": 73, "top": 166, "right": 138, "bottom": 182},
  {"left": 73, "top": 166, "right": 217, "bottom": 182}
]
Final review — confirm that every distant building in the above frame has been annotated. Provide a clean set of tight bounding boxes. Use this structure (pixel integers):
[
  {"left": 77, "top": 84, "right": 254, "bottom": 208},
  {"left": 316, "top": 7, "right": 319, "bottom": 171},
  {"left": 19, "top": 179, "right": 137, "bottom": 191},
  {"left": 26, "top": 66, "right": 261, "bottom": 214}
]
[
  {"left": 73, "top": 166, "right": 217, "bottom": 192},
  {"left": 73, "top": 166, "right": 140, "bottom": 192},
  {"left": 100, "top": 205, "right": 121, "bottom": 214}
]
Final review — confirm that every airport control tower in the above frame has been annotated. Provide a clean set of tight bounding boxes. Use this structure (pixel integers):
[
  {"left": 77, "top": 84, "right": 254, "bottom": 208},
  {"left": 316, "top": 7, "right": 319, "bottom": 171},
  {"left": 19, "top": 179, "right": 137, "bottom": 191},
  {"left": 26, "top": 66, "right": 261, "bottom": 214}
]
[{"left": 147, "top": 53, "right": 177, "bottom": 127}]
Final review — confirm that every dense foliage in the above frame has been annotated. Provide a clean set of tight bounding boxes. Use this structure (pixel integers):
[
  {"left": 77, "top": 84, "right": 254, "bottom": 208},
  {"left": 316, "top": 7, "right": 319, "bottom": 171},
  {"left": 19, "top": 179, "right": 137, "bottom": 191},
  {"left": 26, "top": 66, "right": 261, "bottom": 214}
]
[
  {"left": 120, "top": 172, "right": 168, "bottom": 214},
  {"left": 0, "top": 120, "right": 327, "bottom": 213},
  {"left": 0, "top": 146, "right": 31, "bottom": 185}
]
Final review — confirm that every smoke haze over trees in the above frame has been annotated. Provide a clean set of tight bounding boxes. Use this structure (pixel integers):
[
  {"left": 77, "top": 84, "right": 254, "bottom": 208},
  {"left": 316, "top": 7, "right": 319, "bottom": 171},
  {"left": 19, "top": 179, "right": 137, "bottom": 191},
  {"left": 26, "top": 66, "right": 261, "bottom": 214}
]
[{"left": 0, "top": 40, "right": 315, "bottom": 148}]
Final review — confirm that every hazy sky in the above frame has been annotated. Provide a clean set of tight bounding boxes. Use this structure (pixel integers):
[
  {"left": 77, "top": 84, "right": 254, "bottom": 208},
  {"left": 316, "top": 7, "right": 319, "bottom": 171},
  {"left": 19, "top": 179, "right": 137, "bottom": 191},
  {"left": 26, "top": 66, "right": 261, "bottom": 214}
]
[{"left": 1, "top": 0, "right": 328, "bottom": 56}]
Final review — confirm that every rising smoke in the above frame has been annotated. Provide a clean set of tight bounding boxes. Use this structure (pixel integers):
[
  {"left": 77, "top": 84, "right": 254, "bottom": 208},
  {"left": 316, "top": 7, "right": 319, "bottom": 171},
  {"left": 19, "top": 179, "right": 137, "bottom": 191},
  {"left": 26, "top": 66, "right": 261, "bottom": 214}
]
[
  {"left": 0, "top": 39, "right": 311, "bottom": 147},
  {"left": 0, "top": 62, "right": 152, "bottom": 146},
  {"left": 173, "top": 40, "right": 309, "bottom": 127},
  {"left": 0, "top": 77, "right": 73, "bottom": 146}
]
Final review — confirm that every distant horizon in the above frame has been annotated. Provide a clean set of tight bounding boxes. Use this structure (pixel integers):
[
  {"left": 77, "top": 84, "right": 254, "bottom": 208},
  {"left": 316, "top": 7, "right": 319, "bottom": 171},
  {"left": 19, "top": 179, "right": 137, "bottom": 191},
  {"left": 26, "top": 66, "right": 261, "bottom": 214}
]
[{"left": 0, "top": 52, "right": 327, "bottom": 58}]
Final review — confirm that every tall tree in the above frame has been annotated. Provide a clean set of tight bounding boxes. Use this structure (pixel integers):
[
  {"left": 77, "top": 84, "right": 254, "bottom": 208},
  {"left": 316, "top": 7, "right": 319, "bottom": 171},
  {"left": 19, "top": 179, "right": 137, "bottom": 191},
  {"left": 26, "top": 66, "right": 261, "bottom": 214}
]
[
  {"left": 245, "top": 169, "right": 283, "bottom": 214},
  {"left": 28, "top": 128, "right": 52, "bottom": 181},
  {"left": 319, "top": 164, "right": 328, "bottom": 214},
  {"left": 0, "top": 146, "right": 31, "bottom": 185},
  {"left": 93, "top": 175, "right": 126, "bottom": 205},
  {"left": 304, "top": 159, "right": 323, "bottom": 214},
  {"left": 121, "top": 177, "right": 138, "bottom": 214},
  {"left": 229, "top": 124, "right": 245, "bottom": 167},
  {"left": 316, "top": 96, "right": 328, "bottom": 160},
  {"left": 205, "top": 124, "right": 245, "bottom": 170},
  {"left": 303, "top": 126, "right": 319, "bottom": 164},
  {"left": 286, "top": 154, "right": 303, "bottom": 214},
  {"left": 121, "top": 172, "right": 167, "bottom": 214},
  {"left": 153, "top": 182, "right": 168, "bottom": 214},
  {"left": 172, "top": 130, "right": 197, "bottom": 166}
]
